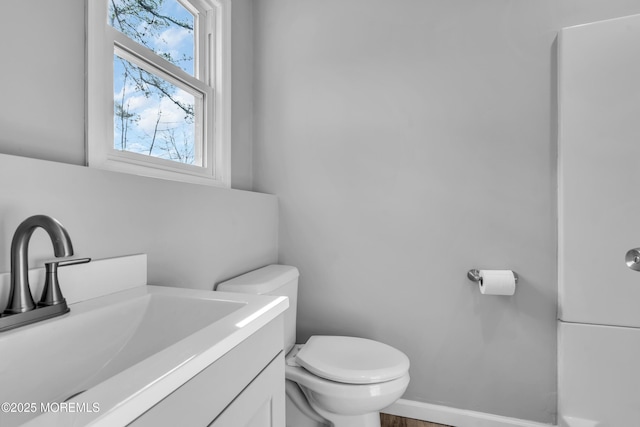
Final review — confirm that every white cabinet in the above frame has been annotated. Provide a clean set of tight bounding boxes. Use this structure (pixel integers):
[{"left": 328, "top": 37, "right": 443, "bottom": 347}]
[
  {"left": 558, "top": 13, "right": 640, "bottom": 328},
  {"left": 210, "top": 354, "right": 285, "bottom": 427},
  {"left": 129, "top": 316, "right": 285, "bottom": 426}
]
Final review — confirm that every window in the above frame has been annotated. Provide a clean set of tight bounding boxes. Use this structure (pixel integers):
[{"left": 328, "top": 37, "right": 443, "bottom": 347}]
[{"left": 87, "top": 0, "right": 230, "bottom": 187}]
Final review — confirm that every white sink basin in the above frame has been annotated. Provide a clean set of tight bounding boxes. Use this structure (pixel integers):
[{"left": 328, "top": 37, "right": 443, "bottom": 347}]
[{"left": 0, "top": 284, "right": 287, "bottom": 427}]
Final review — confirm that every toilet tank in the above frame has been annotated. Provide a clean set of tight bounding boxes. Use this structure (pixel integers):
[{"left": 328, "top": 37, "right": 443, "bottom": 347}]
[{"left": 216, "top": 265, "right": 299, "bottom": 353}]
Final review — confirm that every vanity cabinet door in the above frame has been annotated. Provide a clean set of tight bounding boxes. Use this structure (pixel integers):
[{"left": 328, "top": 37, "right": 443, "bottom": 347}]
[{"left": 209, "top": 353, "right": 285, "bottom": 427}]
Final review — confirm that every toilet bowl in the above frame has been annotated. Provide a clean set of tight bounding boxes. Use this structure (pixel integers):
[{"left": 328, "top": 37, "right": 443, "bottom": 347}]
[
  {"left": 217, "top": 265, "right": 410, "bottom": 427},
  {"left": 286, "top": 339, "right": 410, "bottom": 426}
]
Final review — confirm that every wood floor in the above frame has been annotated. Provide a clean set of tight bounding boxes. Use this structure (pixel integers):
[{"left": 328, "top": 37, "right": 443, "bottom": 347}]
[{"left": 380, "top": 413, "right": 452, "bottom": 427}]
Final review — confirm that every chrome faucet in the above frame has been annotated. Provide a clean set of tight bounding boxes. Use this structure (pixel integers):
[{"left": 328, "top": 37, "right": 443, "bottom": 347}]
[{"left": 1, "top": 215, "right": 90, "bottom": 331}]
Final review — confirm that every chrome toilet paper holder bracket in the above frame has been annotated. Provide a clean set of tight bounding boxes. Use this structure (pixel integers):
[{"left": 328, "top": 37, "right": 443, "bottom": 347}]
[{"left": 467, "top": 269, "right": 519, "bottom": 284}]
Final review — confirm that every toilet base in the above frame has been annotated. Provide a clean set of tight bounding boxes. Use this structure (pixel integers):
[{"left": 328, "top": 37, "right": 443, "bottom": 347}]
[
  {"left": 286, "top": 382, "right": 329, "bottom": 427},
  {"left": 285, "top": 383, "right": 381, "bottom": 427},
  {"left": 312, "top": 405, "right": 381, "bottom": 427}
]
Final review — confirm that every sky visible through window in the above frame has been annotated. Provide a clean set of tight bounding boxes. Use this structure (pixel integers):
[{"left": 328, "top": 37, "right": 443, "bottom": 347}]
[{"left": 110, "top": 0, "right": 199, "bottom": 165}]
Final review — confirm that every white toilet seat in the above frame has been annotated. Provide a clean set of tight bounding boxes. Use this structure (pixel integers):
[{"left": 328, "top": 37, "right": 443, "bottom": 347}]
[
  {"left": 284, "top": 337, "right": 411, "bottom": 417},
  {"left": 295, "top": 336, "right": 410, "bottom": 384}
]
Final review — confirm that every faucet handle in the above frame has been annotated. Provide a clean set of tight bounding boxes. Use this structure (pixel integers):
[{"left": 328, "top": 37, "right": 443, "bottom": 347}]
[
  {"left": 52, "top": 258, "right": 92, "bottom": 268},
  {"left": 38, "top": 258, "right": 91, "bottom": 307}
]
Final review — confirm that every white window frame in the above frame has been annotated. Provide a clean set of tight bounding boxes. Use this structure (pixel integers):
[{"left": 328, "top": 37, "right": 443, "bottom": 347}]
[{"left": 86, "top": 0, "right": 231, "bottom": 187}]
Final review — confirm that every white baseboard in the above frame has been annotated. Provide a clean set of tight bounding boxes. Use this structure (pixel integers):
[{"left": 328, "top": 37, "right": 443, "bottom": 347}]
[{"left": 383, "top": 399, "right": 554, "bottom": 427}]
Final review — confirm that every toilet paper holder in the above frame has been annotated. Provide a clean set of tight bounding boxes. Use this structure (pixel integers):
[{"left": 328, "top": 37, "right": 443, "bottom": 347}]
[{"left": 467, "top": 269, "right": 519, "bottom": 284}]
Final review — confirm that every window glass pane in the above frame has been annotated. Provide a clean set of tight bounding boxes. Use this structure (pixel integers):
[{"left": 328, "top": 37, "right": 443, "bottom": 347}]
[
  {"left": 109, "top": 0, "right": 195, "bottom": 76},
  {"left": 114, "top": 54, "right": 202, "bottom": 166}
]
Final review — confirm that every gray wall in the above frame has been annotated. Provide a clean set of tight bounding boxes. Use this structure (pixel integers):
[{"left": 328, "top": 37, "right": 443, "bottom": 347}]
[
  {"left": 252, "top": 0, "right": 640, "bottom": 423},
  {"left": 231, "top": 0, "right": 256, "bottom": 191},
  {"left": 0, "top": 0, "right": 256, "bottom": 190},
  {"left": 0, "top": 1, "right": 85, "bottom": 165}
]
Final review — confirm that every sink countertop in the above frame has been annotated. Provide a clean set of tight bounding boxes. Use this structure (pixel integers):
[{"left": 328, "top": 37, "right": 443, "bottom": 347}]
[{"left": 0, "top": 255, "right": 288, "bottom": 427}]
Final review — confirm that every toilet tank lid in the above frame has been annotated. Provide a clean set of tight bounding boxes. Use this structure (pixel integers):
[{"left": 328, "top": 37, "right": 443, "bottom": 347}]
[{"left": 217, "top": 265, "right": 299, "bottom": 294}]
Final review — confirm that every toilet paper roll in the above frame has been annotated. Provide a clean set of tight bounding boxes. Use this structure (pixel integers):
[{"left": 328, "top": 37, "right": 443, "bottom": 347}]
[{"left": 478, "top": 270, "right": 516, "bottom": 295}]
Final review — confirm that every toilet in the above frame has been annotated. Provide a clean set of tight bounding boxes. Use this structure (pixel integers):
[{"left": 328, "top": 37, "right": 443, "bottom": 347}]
[{"left": 217, "top": 265, "right": 410, "bottom": 427}]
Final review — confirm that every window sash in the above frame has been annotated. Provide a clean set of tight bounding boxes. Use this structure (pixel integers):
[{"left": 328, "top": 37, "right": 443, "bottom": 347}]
[
  {"left": 110, "top": 28, "right": 210, "bottom": 97},
  {"left": 113, "top": 44, "right": 209, "bottom": 169}
]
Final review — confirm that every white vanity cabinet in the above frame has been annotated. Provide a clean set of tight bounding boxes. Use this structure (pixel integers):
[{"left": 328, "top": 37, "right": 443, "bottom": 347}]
[{"left": 129, "top": 316, "right": 285, "bottom": 427}]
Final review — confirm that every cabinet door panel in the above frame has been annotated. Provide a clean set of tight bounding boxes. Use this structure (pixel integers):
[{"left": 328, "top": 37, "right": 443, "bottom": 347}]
[
  {"left": 210, "top": 354, "right": 285, "bottom": 427},
  {"left": 559, "top": 13, "right": 640, "bottom": 327}
]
